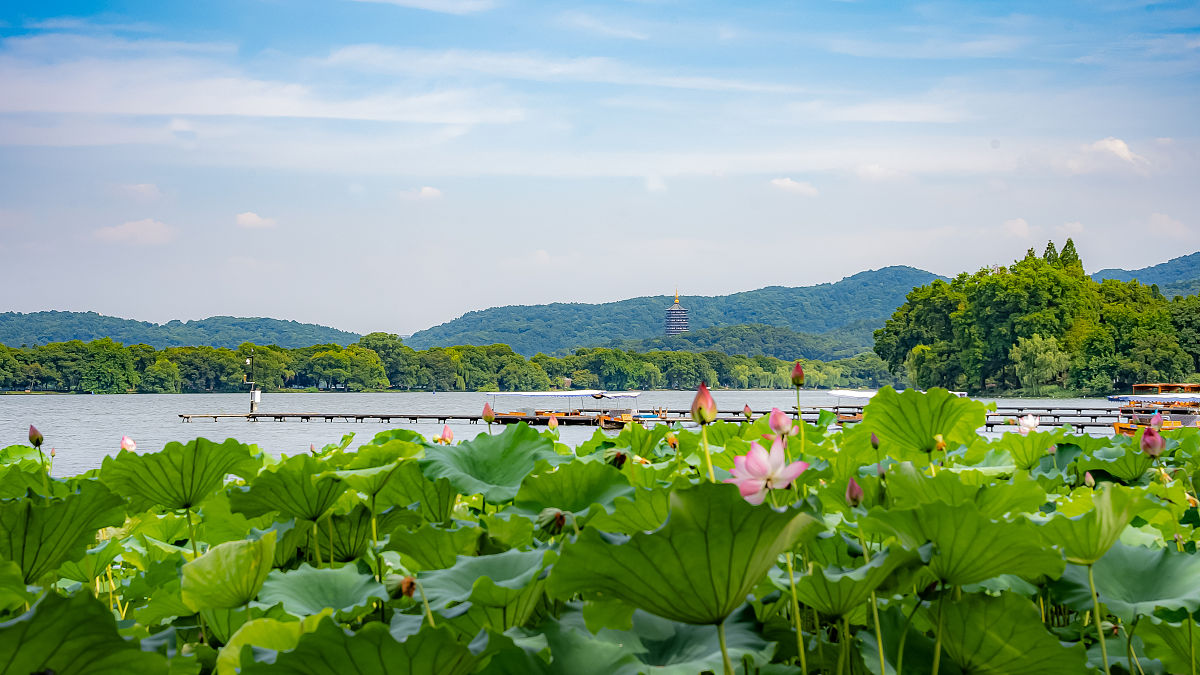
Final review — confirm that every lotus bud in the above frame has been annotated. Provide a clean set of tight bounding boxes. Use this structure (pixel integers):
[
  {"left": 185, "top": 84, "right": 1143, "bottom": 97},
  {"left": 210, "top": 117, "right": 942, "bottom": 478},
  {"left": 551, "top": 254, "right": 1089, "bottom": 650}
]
[
  {"left": 310, "top": 443, "right": 317, "bottom": 455},
  {"left": 603, "top": 447, "right": 629, "bottom": 469},
  {"left": 28, "top": 425, "right": 42, "bottom": 449},
  {"left": 870, "top": 433, "right": 880, "bottom": 451},
  {"left": 790, "top": 362, "right": 805, "bottom": 388},
  {"left": 768, "top": 408, "right": 795, "bottom": 437},
  {"left": 547, "top": 414, "right": 559, "bottom": 430},
  {"left": 482, "top": 402, "right": 495, "bottom": 424},
  {"left": 742, "top": 404, "right": 753, "bottom": 420},
  {"left": 120, "top": 436, "right": 136, "bottom": 452},
  {"left": 665, "top": 433, "right": 678, "bottom": 450},
  {"left": 690, "top": 382, "right": 717, "bottom": 425},
  {"left": 877, "top": 462, "right": 885, "bottom": 477},
  {"left": 437, "top": 424, "right": 454, "bottom": 444},
  {"left": 933, "top": 434, "right": 947, "bottom": 453},
  {"left": 399, "top": 576, "right": 416, "bottom": 598},
  {"left": 1100, "top": 620, "right": 1117, "bottom": 636},
  {"left": 49, "top": 448, "right": 56, "bottom": 458},
  {"left": 1047, "top": 444, "right": 1057, "bottom": 455},
  {"left": 1084, "top": 471, "right": 1096, "bottom": 488},
  {"left": 845, "top": 477, "right": 863, "bottom": 507},
  {"left": 1141, "top": 427, "right": 1165, "bottom": 458},
  {"left": 1150, "top": 413, "right": 1164, "bottom": 430},
  {"left": 537, "top": 507, "right": 573, "bottom": 535}
]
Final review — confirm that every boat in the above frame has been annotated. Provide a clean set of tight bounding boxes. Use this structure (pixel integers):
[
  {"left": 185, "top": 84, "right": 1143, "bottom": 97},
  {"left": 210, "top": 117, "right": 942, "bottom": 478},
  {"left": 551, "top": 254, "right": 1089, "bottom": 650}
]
[
  {"left": 1107, "top": 385, "right": 1200, "bottom": 435},
  {"left": 487, "top": 390, "right": 645, "bottom": 427}
]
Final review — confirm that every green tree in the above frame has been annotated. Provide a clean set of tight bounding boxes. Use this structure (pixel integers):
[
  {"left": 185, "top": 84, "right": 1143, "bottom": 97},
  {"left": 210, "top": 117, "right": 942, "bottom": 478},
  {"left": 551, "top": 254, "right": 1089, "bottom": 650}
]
[
  {"left": 1043, "top": 241, "right": 1059, "bottom": 265},
  {"left": 1170, "top": 295, "right": 1200, "bottom": 372},
  {"left": 139, "top": 356, "right": 182, "bottom": 393},
  {"left": 357, "top": 333, "right": 419, "bottom": 389},
  {"left": 80, "top": 338, "right": 138, "bottom": 393},
  {"left": 1009, "top": 333, "right": 1071, "bottom": 394},
  {"left": 1059, "top": 238, "right": 1082, "bottom": 273}
]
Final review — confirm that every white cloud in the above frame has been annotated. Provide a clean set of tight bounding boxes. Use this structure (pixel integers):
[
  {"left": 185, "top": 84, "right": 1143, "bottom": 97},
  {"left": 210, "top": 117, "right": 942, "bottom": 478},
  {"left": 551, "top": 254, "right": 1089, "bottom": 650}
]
[
  {"left": 348, "top": 0, "right": 496, "bottom": 14},
  {"left": 1060, "top": 221, "right": 1085, "bottom": 236},
  {"left": 235, "top": 211, "right": 277, "bottom": 228},
  {"left": 1002, "top": 217, "right": 1032, "bottom": 238},
  {"left": 1145, "top": 212, "right": 1188, "bottom": 236},
  {"left": 559, "top": 12, "right": 649, "bottom": 40},
  {"left": 1089, "top": 137, "right": 1146, "bottom": 165},
  {"left": 399, "top": 186, "right": 443, "bottom": 200},
  {"left": 769, "top": 177, "right": 819, "bottom": 196},
  {"left": 118, "top": 183, "right": 162, "bottom": 200},
  {"left": 94, "top": 218, "right": 172, "bottom": 245},
  {"left": 855, "top": 163, "right": 906, "bottom": 181},
  {"left": 1065, "top": 136, "right": 1149, "bottom": 174}
]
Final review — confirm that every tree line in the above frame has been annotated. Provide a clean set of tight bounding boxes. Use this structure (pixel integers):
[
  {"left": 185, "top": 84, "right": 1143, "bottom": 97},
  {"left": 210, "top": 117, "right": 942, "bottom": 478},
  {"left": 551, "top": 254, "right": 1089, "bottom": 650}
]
[
  {"left": 0, "top": 332, "right": 899, "bottom": 394},
  {"left": 874, "top": 239, "right": 1200, "bottom": 395}
]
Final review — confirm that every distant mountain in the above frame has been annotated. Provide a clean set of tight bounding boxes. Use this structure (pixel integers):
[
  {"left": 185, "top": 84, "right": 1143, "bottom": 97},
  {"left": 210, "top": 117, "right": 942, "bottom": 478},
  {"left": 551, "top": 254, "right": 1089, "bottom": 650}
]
[
  {"left": 405, "top": 266, "right": 943, "bottom": 356},
  {"left": 1162, "top": 278, "right": 1200, "bottom": 299},
  {"left": 0, "top": 311, "right": 361, "bottom": 349},
  {"left": 609, "top": 321, "right": 877, "bottom": 361},
  {"left": 1092, "top": 251, "right": 1200, "bottom": 285}
]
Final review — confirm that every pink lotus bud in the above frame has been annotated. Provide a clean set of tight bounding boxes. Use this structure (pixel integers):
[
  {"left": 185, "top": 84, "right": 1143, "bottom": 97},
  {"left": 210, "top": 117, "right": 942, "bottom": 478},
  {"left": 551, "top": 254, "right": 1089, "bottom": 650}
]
[
  {"left": 120, "top": 436, "right": 136, "bottom": 452},
  {"left": 547, "top": 414, "right": 559, "bottom": 430},
  {"left": 437, "top": 424, "right": 454, "bottom": 444},
  {"left": 790, "top": 362, "right": 805, "bottom": 388},
  {"left": 1150, "top": 413, "right": 1163, "bottom": 430},
  {"left": 768, "top": 408, "right": 795, "bottom": 437},
  {"left": 1141, "top": 427, "right": 1165, "bottom": 458},
  {"left": 870, "top": 433, "right": 880, "bottom": 450},
  {"left": 49, "top": 448, "right": 56, "bottom": 458},
  {"left": 877, "top": 462, "right": 885, "bottom": 477},
  {"left": 482, "top": 402, "right": 495, "bottom": 424},
  {"left": 845, "top": 477, "right": 863, "bottom": 507},
  {"left": 690, "top": 382, "right": 717, "bottom": 425},
  {"left": 1084, "top": 471, "right": 1096, "bottom": 488},
  {"left": 28, "top": 425, "right": 43, "bottom": 448},
  {"left": 742, "top": 404, "right": 753, "bottom": 420}
]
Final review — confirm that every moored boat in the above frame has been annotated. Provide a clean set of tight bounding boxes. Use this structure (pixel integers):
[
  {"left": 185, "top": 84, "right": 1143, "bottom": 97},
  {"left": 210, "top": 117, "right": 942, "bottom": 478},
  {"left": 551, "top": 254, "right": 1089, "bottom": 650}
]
[{"left": 1108, "top": 384, "right": 1200, "bottom": 435}]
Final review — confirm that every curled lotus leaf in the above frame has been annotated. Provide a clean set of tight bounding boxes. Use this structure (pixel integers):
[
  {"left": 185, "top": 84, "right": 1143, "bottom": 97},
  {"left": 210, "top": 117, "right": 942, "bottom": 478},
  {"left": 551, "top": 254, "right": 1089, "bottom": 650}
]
[{"left": 100, "top": 437, "right": 260, "bottom": 512}]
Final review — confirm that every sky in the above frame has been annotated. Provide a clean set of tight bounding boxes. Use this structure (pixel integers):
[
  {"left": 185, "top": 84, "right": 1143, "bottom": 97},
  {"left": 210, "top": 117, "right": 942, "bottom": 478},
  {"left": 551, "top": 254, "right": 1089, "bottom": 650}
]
[{"left": 1, "top": 0, "right": 1198, "bottom": 336}]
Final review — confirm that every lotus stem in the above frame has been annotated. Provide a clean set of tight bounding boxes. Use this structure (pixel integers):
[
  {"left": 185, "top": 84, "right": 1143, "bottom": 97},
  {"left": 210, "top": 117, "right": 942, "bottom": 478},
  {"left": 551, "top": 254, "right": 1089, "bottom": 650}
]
[
  {"left": 312, "top": 521, "right": 323, "bottom": 567},
  {"left": 327, "top": 515, "right": 335, "bottom": 563},
  {"left": 1089, "top": 564, "right": 1110, "bottom": 675},
  {"left": 932, "top": 590, "right": 946, "bottom": 675},
  {"left": 718, "top": 620, "right": 734, "bottom": 675},
  {"left": 785, "top": 553, "right": 808, "bottom": 675},
  {"left": 837, "top": 616, "right": 851, "bottom": 675},
  {"left": 415, "top": 579, "right": 437, "bottom": 628},
  {"left": 185, "top": 507, "right": 200, "bottom": 558},
  {"left": 701, "top": 425, "right": 716, "bottom": 482},
  {"left": 1189, "top": 616, "right": 1195, "bottom": 675},
  {"left": 895, "top": 595, "right": 923, "bottom": 675},
  {"left": 793, "top": 389, "right": 802, "bottom": 463},
  {"left": 1126, "top": 618, "right": 1141, "bottom": 675},
  {"left": 370, "top": 496, "right": 381, "bottom": 582}
]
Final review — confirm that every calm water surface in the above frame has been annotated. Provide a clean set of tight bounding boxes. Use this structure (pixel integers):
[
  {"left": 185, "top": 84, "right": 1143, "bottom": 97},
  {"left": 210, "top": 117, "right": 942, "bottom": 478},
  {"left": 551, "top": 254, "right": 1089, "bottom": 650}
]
[{"left": 0, "top": 391, "right": 1114, "bottom": 476}]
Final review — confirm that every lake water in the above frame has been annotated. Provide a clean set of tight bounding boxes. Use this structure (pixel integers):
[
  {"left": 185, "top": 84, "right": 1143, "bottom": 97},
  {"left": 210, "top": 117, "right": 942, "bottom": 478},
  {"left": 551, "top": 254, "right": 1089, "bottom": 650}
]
[{"left": 0, "top": 390, "right": 1115, "bottom": 476}]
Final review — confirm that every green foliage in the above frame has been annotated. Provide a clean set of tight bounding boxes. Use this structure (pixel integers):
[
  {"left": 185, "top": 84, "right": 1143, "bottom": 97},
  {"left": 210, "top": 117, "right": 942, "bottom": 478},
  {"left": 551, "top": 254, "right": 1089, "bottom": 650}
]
[
  {"left": 419, "top": 423, "right": 565, "bottom": 503},
  {"left": 1093, "top": 250, "right": 1200, "bottom": 285},
  {"left": 181, "top": 532, "right": 276, "bottom": 611},
  {"left": 101, "top": 437, "right": 260, "bottom": 512}
]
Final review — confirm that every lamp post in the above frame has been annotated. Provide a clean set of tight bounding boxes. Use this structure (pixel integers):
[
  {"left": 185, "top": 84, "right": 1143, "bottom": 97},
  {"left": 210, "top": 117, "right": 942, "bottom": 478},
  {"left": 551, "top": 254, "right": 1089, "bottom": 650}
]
[{"left": 246, "top": 349, "right": 259, "bottom": 413}]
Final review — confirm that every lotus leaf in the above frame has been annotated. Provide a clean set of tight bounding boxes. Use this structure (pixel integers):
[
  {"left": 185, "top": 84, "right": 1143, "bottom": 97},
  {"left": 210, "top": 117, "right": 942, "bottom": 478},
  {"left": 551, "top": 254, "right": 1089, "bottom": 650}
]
[
  {"left": 1053, "top": 541, "right": 1200, "bottom": 622},
  {"left": 513, "top": 459, "right": 634, "bottom": 518},
  {"left": 0, "top": 560, "right": 31, "bottom": 611},
  {"left": 420, "top": 547, "right": 550, "bottom": 633},
  {"left": 377, "top": 459, "right": 458, "bottom": 522},
  {"left": 1040, "top": 484, "right": 1153, "bottom": 564},
  {"left": 1141, "top": 618, "right": 1200, "bottom": 674},
  {"left": 587, "top": 487, "right": 671, "bottom": 534},
  {"left": 0, "top": 590, "right": 169, "bottom": 674},
  {"left": 885, "top": 462, "right": 1046, "bottom": 519},
  {"left": 181, "top": 531, "right": 276, "bottom": 611},
  {"left": 387, "top": 522, "right": 482, "bottom": 570},
  {"left": 548, "top": 481, "right": 820, "bottom": 625},
  {"left": 0, "top": 480, "right": 125, "bottom": 584},
  {"left": 229, "top": 454, "right": 347, "bottom": 521},
  {"left": 100, "top": 437, "right": 259, "bottom": 512},
  {"left": 1079, "top": 439, "right": 1156, "bottom": 484},
  {"left": 933, "top": 591, "right": 1088, "bottom": 674},
  {"left": 792, "top": 547, "right": 921, "bottom": 618},
  {"left": 215, "top": 612, "right": 331, "bottom": 675},
  {"left": 861, "top": 387, "right": 989, "bottom": 459},
  {"left": 993, "top": 428, "right": 1065, "bottom": 471},
  {"left": 258, "top": 563, "right": 387, "bottom": 619},
  {"left": 419, "top": 423, "right": 566, "bottom": 502}
]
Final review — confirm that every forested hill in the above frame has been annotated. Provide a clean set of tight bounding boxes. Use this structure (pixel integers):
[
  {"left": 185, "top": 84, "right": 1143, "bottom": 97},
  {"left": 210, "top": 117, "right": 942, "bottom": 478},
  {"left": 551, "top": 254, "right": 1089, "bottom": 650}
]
[
  {"left": 0, "top": 311, "right": 361, "bottom": 349},
  {"left": 406, "top": 266, "right": 942, "bottom": 356},
  {"left": 609, "top": 321, "right": 877, "bottom": 361},
  {"left": 1092, "top": 251, "right": 1200, "bottom": 285}
]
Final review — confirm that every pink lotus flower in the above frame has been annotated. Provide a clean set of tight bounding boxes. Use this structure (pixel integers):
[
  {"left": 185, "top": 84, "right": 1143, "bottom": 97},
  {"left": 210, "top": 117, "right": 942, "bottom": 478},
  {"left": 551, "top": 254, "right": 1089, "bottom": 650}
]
[
  {"left": 482, "top": 403, "right": 496, "bottom": 424},
  {"left": 547, "top": 414, "right": 559, "bottom": 430},
  {"left": 1017, "top": 415, "right": 1039, "bottom": 436},
  {"left": 120, "top": 436, "right": 136, "bottom": 452},
  {"left": 767, "top": 407, "right": 797, "bottom": 439},
  {"left": 1150, "top": 413, "right": 1163, "bottom": 430},
  {"left": 435, "top": 424, "right": 454, "bottom": 445},
  {"left": 742, "top": 404, "right": 754, "bottom": 420},
  {"left": 790, "top": 362, "right": 805, "bottom": 388},
  {"left": 28, "top": 425, "right": 42, "bottom": 449},
  {"left": 1142, "top": 426, "right": 1165, "bottom": 458},
  {"left": 845, "top": 477, "right": 863, "bottom": 507},
  {"left": 725, "top": 437, "right": 809, "bottom": 505},
  {"left": 691, "top": 382, "right": 717, "bottom": 425}
]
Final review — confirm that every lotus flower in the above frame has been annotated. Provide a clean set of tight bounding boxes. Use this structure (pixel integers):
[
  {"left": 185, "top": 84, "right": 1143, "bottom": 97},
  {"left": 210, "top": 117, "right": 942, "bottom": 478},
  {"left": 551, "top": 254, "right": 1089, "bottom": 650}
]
[
  {"left": 691, "top": 382, "right": 717, "bottom": 425},
  {"left": 724, "top": 437, "right": 809, "bottom": 505},
  {"left": 1084, "top": 471, "right": 1096, "bottom": 488},
  {"left": 435, "top": 424, "right": 454, "bottom": 445},
  {"left": 790, "top": 362, "right": 805, "bottom": 388},
  {"left": 28, "top": 425, "right": 42, "bottom": 448},
  {"left": 742, "top": 404, "right": 753, "bottom": 420},
  {"left": 482, "top": 402, "right": 496, "bottom": 424},
  {"left": 1141, "top": 426, "right": 1165, "bottom": 458},
  {"left": 767, "top": 408, "right": 797, "bottom": 439},
  {"left": 547, "top": 414, "right": 559, "bottom": 430},
  {"left": 1017, "top": 415, "right": 1039, "bottom": 436},
  {"left": 845, "top": 477, "right": 863, "bottom": 507},
  {"left": 1150, "top": 413, "right": 1163, "bottom": 430},
  {"left": 120, "top": 436, "right": 136, "bottom": 452}
]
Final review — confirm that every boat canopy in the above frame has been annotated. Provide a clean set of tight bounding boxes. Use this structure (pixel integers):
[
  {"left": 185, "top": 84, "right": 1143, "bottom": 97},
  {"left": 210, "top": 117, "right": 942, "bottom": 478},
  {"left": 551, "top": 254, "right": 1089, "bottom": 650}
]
[
  {"left": 1108, "top": 394, "right": 1200, "bottom": 403},
  {"left": 827, "top": 389, "right": 878, "bottom": 399},
  {"left": 489, "top": 390, "right": 642, "bottom": 399}
]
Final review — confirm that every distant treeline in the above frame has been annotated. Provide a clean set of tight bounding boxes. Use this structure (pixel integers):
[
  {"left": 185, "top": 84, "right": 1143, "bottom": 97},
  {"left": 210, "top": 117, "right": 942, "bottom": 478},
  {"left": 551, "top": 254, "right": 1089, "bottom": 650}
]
[{"left": 0, "top": 333, "right": 899, "bottom": 394}]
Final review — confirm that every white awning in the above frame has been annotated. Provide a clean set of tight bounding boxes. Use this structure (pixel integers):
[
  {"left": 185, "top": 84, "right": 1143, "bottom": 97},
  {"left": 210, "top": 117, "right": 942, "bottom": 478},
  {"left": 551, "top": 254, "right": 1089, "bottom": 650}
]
[
  {"left": 828, "top": 389, "right": 878, "bottom": 399},
  {"left": 1108, "top": 394, "right": 1200, "bottom": 403},
  {"left": 489, "top": 390, "right": 641, "bottom": 399}
]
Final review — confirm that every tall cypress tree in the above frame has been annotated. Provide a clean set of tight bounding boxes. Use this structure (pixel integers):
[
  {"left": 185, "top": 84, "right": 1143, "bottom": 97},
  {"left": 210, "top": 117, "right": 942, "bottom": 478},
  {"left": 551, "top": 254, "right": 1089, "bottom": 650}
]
[
  {"left": 1060, "top": 238, "right": 1082, "bottom": 271},
  {"left": 1043, "top": 241, "right": 1060, "bottom": 265}
]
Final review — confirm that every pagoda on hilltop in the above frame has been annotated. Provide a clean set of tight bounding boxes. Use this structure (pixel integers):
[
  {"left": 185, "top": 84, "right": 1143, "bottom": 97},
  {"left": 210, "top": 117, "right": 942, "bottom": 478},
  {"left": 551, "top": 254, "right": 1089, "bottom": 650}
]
[{"left": 664, "top": 290, "right": 689, "bottom": 335}]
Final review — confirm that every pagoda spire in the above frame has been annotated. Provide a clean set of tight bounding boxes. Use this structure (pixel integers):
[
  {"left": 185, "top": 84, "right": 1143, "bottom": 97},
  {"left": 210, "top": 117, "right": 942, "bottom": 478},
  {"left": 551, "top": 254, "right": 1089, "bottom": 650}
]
[{"left": 674, "top": 288, "right": 679, "bottom": 304}]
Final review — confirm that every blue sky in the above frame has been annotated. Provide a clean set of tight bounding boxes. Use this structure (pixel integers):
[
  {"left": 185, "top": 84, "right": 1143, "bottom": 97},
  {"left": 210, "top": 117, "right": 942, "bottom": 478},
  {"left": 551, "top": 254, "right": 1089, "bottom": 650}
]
[{"left": 1, "top": 0, "right": 1198, "bottom": 335}]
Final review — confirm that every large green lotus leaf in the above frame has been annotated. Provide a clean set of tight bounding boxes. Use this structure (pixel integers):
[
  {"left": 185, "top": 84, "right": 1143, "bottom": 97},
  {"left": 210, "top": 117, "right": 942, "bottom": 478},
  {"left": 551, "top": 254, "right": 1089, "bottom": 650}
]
[
  {"left": 931, "top": 592, "right": 1088, "bottom": 675},
  {"left": 238, "top": 618, "right": 492, "bottom": 675},
  {"left": 513, "top": 460, "right": 634, "bottom": 518},
  {"left": 1078, "top": 438, "right": 1155, "bottom": 483},
  {"left": 481, "top": 513, "right": 534, "bottom": 550},
  {"left": 325, "top": 462, "right": 408, "bottom": 500},
  {"left": 1039, "top": 484, "right": 1153, "bottom": 565},
  {"left": 377, "top": 460, "right": 458, "bottom": 522},
  {"left": 0, "top": 560, "right": 32, "bottom": 611},
  {"left": 134, "top": 578, "right": 193, "bottom": 626},
  {"left": 991, "top": 429, "right": 1065, "bottom": 471},
  {"left": 419, "top": 423, "right": 567, "bottom": 503},
  {"left": 57, "top": 538, "right": 122, "bottom": 583},
  {"left": 301, "top": 503, "right": 375, "bottom": 563},
  {"left": 258, "top": 563, "right": 387, "bottom": 620},
  {"left": 387, "top": 522, "right": 482, "bottom": 570},
  {"left": 100, "top": 437, "right": 260, "bottom": 512},
  {"left": 864, "top": 501, "right": 1063, "bottom": 586},
  {"left": 196, "top": 489, "right": 272, "bottom": 546},
  {"left": 229, "top": 454, "right": 347, "bottom": 521},
  {"left": 612, "top": 423, "right": 671, "bottom": 460},
  {"left": 420, "top": 548, "right": 550, "bottom": 634},
  {"left": 885, "top": 462, "right": 1045, "bottom": 519},
  {"left": 181, "top": 531, "right": 276, "bottom": 612},
  {"left": 0, "top": 463, "right": 49, "bottom": 499},
  {"left": 249, "top": 519, "right": 305, "bottom": 568},
  {"left": 548, "top": 481, "right": 821, "bottom": 625},
  {"left": 861, "top": 387, "right": 989, "bottom": 459},
  {"left": 1141, "top": 618, "right": 1200, "bottom": 674},
  {"left": 0, "top": 480, "right": 125, "bottom": 584},
  {"left": 1053, "top": 542, "right": 1200, "bottom": 622},
  {"left": 857, "top": 604, "right": 963, "bottom": 675},
  {"left": 587, "top": 488, "right": 670, "bottom": 534},
  {"left": 215, "top": 612, "right": 330, "bottom": 675},
  {"left": 0, "top": 590, "right": 169, "bottom": 675},
  {"left": 792, "top": 547, "right": 921, "bottom": 618}
]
